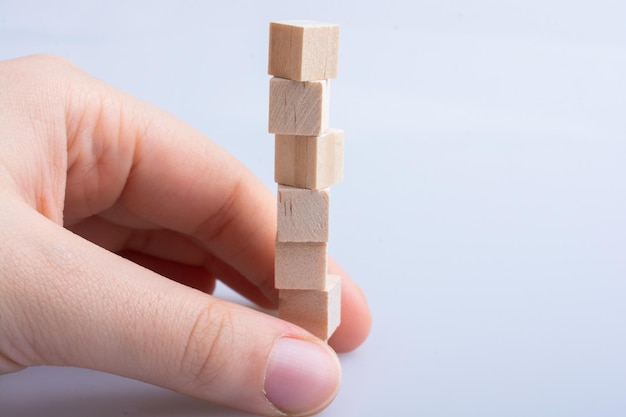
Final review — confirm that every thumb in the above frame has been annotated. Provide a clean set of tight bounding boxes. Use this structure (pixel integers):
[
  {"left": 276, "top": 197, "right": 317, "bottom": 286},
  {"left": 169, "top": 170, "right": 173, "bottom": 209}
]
[{"left": 0, "top": 205, "right": 341, "bottom": 417}]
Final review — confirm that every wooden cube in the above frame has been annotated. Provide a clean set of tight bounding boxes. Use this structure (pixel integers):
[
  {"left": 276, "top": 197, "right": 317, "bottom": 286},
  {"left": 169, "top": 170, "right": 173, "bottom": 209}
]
[
  {"left": 268, "top": 77, "right": 329, "bottom": 136},
  {"left": 279, "top": 274, "right": 341, "bottom": 341},
  {"left": 268, "top": 21, "right": 340, "bottom": 81},
  {"left": 274, "top": 242, "right": 327, "bottom": 289},
  {"left": 277, "top": 185, "right": 330, "bottom": 242},
  {"left": 275, "top": 129, "right": 344, "bottom": 190}
]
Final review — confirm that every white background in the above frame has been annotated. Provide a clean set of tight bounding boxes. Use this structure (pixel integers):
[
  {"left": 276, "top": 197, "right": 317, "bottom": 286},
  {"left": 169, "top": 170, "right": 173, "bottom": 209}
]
[{"left": 1, "top": 1, "right": 625, "bottom": 416}]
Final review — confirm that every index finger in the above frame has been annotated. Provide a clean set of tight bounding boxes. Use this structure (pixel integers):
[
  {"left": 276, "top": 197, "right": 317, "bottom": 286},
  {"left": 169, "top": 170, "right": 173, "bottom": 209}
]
[{"left": 63, "top": 70, "right": 277, "bottom": 299}]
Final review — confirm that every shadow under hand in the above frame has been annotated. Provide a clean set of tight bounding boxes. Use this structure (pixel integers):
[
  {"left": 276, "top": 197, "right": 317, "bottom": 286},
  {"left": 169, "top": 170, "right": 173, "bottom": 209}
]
[{"left": 0, "top": 366, "right": 253, "bottom": 417}]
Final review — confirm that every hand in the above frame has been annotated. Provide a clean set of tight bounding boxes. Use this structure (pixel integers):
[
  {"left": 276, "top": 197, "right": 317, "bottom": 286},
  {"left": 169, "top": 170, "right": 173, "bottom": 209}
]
[{"left": 0, "top": 55, "right": 371, "bottom": 416}]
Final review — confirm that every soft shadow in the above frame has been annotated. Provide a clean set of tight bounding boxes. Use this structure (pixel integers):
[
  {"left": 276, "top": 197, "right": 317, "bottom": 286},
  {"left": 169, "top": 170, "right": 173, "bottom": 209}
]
[
  {"left": 3, "top": 390, "right": 254, "bottom": 417},
  {"left": 0, "top": 367, "right": 257, "bottom": 417}
]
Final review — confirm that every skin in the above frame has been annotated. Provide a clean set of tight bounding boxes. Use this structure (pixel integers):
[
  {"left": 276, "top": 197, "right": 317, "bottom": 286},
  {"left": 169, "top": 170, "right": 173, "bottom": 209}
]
[{"left": 0, "top": 55, "right": 371, "bottom": 416}]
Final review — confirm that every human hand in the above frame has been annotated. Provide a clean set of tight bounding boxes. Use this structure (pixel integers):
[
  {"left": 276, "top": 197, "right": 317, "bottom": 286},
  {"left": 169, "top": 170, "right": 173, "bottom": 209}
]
[{"left": 0, "top": 55, "right": 371, "bottom": 416}]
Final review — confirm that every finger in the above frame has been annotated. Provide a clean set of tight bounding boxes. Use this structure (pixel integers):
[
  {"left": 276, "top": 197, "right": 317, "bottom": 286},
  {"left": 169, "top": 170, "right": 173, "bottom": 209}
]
[
  {"left": 62, "top": 71, "right": 278, "bottom": 299},
  {"left": 0, "top": 55, "right": 275, "bottom": 301},
  {"left": 202, "top": 254, "right": 276, "bottom": 309},
  {"left": 119, "top": 250, "right": 217, "bottom": 294},
  {"left": 329, "top": 275, "right": 372, "bottom": 352},
  {"left": 1, "top": 205, "right": 341, "bottom": 416},
  {"left": 68, "top": 216, "right": 207, "bottom": 265},
  {"left": 69, "top": 217, "right": 275, "bottom": 307},
  {"left": 328, "top": 259, "right": 372, "bottom": 352},
  {"left": 72, "top": 216, "right": 370, "bottom": 347}
]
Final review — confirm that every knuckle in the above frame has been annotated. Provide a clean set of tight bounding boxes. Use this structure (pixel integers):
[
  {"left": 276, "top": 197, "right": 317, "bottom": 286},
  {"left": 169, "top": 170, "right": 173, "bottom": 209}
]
[
  {"left": 1, "top": 54, "right": 78, "bottom": 84},
  {"left": 20, "top": 53, "right": 75, "bottom": 70},
  {"left": 179, "top": 301, "right": 236, "bottom": 389}
]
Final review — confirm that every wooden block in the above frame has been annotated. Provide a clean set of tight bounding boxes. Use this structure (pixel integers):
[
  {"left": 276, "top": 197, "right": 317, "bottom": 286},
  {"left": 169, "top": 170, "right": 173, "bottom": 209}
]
[
  {"left": 275, "top": 129, "right": 344, "bottom": 190},
  {"left": 268, "top": 21, "right": 340, "bottom": 81},
  {"left": 279, "top": 274, "right": 341, "bottom": 341},
  {"left": 274, "top": 242, "right": 327, "bottom": 289},
  {"left": 268, "top": 77, "right": 329, "bottom": 136},
  {"left": 277, "top": 185, "right": 330, "bottom": 242}
]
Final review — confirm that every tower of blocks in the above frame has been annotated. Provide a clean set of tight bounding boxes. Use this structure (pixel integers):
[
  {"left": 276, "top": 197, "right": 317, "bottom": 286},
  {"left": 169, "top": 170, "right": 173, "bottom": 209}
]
[{"left": 268, "top": 21, "right": 343, "bottom": 341}]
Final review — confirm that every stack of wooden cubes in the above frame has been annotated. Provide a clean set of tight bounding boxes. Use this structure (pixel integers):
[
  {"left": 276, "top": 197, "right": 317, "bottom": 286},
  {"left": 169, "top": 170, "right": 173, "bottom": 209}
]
[{"left": 268, "top": 21, "right": 343, "bottom": 341}]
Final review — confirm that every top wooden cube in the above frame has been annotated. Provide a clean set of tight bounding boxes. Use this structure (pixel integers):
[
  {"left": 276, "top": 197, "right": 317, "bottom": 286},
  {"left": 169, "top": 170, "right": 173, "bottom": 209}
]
[{"left": 268, "top": 21, "right": 340, "bottom": 81}]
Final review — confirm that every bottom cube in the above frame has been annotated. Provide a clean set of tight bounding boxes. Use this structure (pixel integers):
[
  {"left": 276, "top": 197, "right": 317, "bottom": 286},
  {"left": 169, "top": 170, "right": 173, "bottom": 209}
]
[{"left": 278, "top": 274, "right": 341, "bottom": 341}]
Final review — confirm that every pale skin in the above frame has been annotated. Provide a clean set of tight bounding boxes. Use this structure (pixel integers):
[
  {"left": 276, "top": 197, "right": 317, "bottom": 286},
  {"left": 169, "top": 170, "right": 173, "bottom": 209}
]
[{"left": 0, "top": 55, "right": 371, "bottom": 416}]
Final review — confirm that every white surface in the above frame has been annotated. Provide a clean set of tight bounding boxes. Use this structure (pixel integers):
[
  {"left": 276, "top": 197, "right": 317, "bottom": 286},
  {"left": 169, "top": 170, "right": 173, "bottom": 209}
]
[{"left": 1, "top": 1, "right": 625, "bottom": 416}]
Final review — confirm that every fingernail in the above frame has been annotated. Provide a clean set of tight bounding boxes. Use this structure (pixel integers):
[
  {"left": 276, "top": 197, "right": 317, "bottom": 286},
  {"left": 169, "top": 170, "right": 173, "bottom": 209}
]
[{"left": 264, "top": 338, "right": 341, "bottom": 415}]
